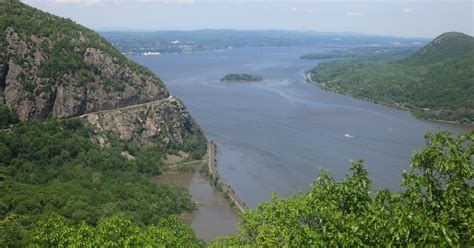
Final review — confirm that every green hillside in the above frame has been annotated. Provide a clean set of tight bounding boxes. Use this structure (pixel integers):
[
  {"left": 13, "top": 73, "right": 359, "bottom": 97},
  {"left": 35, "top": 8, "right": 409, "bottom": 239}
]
[
  {"left": 301, "top": 46, "right": 419, "bottom": 60},
  {"left": 0, "top": 0, "right": 157, "bottom": 81},
  {"left": 309, "top": 32, "right": 474, "bottom": 123},
  {"left": 1, "top": 0, "right": 472, "bottom": 246},
  {"left": 407, "top": 32, "right": 474, "bottom": 64},
  {"left": 0, "top": 119, "right": 204, "bottom": 246},
  {"left": 0, "top": 0, "right": 168, "bottom": 121},
  {"left": 0, "top": 1, "right": 205, "bottom": 246}
]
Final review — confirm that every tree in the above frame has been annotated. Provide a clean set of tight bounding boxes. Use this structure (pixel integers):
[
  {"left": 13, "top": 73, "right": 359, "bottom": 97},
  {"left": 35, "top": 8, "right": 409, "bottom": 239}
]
[
  {"left": 0, "top": 105, "right": 19, "bottom": 129},
  {"left": 210, "top": 131, "right": 474, "bottom": 247},
  {"left": 31, "top": 214, "right": 204, "bottom": 247}
]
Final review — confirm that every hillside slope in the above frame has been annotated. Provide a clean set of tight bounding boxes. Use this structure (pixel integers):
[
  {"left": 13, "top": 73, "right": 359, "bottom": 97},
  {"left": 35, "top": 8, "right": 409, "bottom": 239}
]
[
  {"left": 0, "top": 1, "right": 206, "bottom": 246},
  {"left": 309, "top": 32, "right": 474, "bottom": 123},
  {"left": 0, "top": 0, "right": 168, "bottom": 121},
  {"left": 0, "top": 0, "right": 202, "bottom": 144}
]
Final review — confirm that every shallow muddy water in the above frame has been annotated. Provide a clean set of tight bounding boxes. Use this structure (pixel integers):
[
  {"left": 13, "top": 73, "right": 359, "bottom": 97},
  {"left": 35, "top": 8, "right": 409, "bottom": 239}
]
[{"left": 154, "top": 172, "right": 238, "bottom": 242}]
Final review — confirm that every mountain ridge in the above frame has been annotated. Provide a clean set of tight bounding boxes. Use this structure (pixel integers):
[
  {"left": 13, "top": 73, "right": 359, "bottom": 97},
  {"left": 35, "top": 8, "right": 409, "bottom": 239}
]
[
  {"left": 406, "top": 31, "right": 474, "bottom": 64},
  {"left": 0, "top": 0, "right": 202, "bottom": 144},
  {"left": 310, "top": 31, "right": 474, "bottom": 123},
  {"left": 0, "top": 0, "right": 168, "bottom": 121}
]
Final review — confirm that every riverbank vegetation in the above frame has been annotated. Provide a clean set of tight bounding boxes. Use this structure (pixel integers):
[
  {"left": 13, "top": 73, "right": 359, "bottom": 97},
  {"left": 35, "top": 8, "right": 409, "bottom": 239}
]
[
  {"left": 221, "top": 73, "right": 263, "bottom": 82},
  {"left": 309, "top": 32, "right": 474, "bottom": 123},
  {"left": 211, "top": 131, "right": 474, "bottom": 246},
  {"left": 3, "top": 118, "right": 471, "bottom": 246},
  {"left": 30, "top": 214, "right": 203, "bottom": 247},
  {"left": 0, "top": 119, "right": 201, "bottom": 246}
]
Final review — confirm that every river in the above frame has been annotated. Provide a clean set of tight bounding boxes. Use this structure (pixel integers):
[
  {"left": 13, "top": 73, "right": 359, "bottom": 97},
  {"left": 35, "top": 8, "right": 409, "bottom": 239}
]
[
  {"left": 131, "top": 46, "right": 470, "bottom": 238},
  {"left": 153, "top": 172, "right": 237, "bottom": 242}
]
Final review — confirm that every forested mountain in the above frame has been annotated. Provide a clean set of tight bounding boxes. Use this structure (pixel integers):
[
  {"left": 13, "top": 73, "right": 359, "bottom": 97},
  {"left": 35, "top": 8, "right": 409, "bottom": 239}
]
[
  {"left": 407, "top": 32, "right": 474, "bottom": 64},
  {"left": 301, "top": 46, "right": 420, "bottom": 60},
  {"left": 0, "top": 1, "right": 205, "bottom": 246},
  {"left": 0, "top": 0, "right": 203, "bottom": 143},
  {"left": 0, "top": 119, "right": 205, "bottom": 246},
  {"left": 309, "top": 32, "right": 474, "bottom": 123},
  {"left": 0, "top": 0, "right": 168, "bottom": 121},
  {"left": 1, "top": 1, "right": 472, "bottom": 247}
]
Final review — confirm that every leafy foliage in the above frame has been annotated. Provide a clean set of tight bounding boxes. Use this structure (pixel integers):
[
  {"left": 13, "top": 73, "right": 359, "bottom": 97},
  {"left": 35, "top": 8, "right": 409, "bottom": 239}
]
[
  {"left": 210, "top": 131, "right": 474, "bottom": 247},
  {"left": 0, "top": 119, "right": 195, "bottom": 246},
  {"left": 310, "top": 32, "right": 474, "bottom": 123},
  {"left": 0, "top": 0, "right": 164, "bottom": 95},
  {"left": 0, "top": 105, "right": 19, "bottom": 128},
  {"left": 169, "top": 137, "right": 208, "bottom": 160},
  {"left": 30, "top": 214, "right": 204, "bottom": 247},
  {"left": 407, "top": 32, "right": 474, "bottom": 64}
]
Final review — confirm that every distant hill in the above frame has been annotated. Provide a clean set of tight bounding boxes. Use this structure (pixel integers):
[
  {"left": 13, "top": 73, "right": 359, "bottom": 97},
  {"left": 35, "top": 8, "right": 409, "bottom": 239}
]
[
  {"left": 309, "top": 32, "right": 474, "bottom": 123},
  {"left": 101, "top": 30, "right": 429, "bottom": 55},
  {"left": 406, "top": 32, "right": 474, "bottom": 64},
  {"left": 301, "top": 46, "right": 420, "bottom": 61}
]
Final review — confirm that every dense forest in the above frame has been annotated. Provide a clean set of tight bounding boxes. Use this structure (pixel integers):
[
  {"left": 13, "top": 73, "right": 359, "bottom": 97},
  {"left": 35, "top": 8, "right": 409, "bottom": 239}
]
[
  {"left": 4, "top": 121, "right": 471, "bottom": 246},
  {"left": 310, "top": 32, "right": 474, "bottom": 123},
  {"left": 1, "top": 0, "right": 472, "bottom": 246},
  {"left": 0, "top": 118, "right": 206, "bottom": 246},
  {"left": 0, "top": 1, "right": 208, "bottom": 246},
  {"left": 0, "top": 105, "right": 19, "bottom": 129}
]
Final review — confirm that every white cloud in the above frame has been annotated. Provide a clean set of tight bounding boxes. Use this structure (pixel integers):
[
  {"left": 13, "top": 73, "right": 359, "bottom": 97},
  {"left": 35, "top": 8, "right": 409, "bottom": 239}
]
[{"left": 402, "top": 8, "right": 414, "bottom": 13}]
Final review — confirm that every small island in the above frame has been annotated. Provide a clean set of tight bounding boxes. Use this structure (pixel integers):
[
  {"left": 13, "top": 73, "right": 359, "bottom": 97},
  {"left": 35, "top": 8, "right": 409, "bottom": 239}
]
[{"left": 220, "top": 73, "right": 263, "bottom": 82}]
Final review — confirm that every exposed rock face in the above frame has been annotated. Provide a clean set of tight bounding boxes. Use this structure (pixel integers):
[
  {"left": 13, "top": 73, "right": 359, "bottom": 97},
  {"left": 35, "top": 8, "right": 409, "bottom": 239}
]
[
  {"left": 0, "top": 0, "right": 203, "bottom": 144},
  {"left": 1, "top": 29, "right": 168, "bottom": 120},
  {"left": 82, "top": 96, "right": 203, "bottom": 145}
]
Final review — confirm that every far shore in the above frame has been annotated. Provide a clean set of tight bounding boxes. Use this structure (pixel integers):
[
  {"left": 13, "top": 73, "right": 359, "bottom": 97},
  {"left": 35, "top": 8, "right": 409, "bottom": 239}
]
[{"left": 305, "top": 71, "right": 474, "bottom": 126}]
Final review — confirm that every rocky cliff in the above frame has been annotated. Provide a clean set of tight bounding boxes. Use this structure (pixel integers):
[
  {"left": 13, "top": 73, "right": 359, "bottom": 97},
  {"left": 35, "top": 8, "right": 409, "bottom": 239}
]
[
  {"left": 82, "top": 96, "right": 202, "bottom": 145},
  {"left": 0, "top": 0, "right": 202, "bottom": 143}
]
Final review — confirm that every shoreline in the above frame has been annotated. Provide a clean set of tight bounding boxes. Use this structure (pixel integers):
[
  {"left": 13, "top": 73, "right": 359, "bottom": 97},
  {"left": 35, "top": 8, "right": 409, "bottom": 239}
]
[
  {"left": 305, "top": 71, "right": 474, "bottom": 127},
  {"left": 156, "top": 140, "right": 248, "bottom": 213},
  {"left": 153, "top": 169, "right": 238, "bottom": 242},
  {"left": 206, "top": 141, "right": 248, "bottom": 213}
]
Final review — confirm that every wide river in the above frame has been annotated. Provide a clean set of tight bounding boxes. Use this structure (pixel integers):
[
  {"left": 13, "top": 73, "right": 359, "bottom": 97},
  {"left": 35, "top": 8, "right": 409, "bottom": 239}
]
[{"left": 132, "top": 47, "right": 471, "bottom": 210}]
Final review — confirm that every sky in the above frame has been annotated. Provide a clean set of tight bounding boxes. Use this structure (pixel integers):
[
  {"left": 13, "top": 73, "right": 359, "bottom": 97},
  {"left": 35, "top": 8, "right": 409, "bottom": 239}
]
[{"left": 22, "top": 0, "right": 473, "bottom": 38}]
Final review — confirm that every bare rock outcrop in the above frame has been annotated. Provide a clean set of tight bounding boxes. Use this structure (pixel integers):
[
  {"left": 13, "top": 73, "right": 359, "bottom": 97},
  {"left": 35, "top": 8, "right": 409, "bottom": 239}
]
[
  {"left": 82, "top": 96, "right": 203, "bottom": 145},
  {"left": 1, "top": 27, "right": 168, "bottom": 121},
  {"left": 1, "top": 1, "right": 203, "bottom": 144}
]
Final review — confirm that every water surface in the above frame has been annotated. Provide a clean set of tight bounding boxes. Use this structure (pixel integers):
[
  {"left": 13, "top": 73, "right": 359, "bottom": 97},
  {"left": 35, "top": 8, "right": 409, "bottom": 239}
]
[
  {"left": 133, "top": 47, "right": 471, "bottom": 208},
  {"left": 154, "top": 172, "right": 237, "bottom": 242}
]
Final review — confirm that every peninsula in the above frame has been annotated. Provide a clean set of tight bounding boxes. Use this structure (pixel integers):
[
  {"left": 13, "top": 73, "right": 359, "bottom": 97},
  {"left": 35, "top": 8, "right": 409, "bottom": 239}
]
[{"left": 307, "top": 32, "right": 474, "bottom": 123}]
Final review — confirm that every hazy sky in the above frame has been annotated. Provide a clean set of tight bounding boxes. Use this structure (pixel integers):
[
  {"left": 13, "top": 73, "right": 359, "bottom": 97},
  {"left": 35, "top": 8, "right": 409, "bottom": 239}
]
[{"left": 22, "top": 0, "right": 473, "bottom": 38}]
